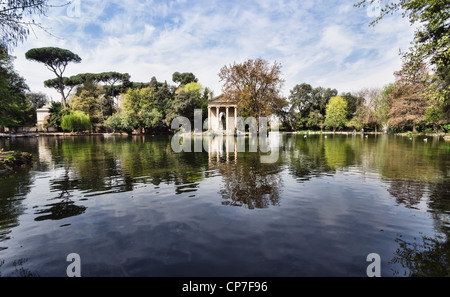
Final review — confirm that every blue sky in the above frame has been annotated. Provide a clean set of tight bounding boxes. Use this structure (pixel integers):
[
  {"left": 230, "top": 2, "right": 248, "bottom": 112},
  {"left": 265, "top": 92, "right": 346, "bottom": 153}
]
[{"left": 12, "top": 0, "right": 415, "bottom": 100}]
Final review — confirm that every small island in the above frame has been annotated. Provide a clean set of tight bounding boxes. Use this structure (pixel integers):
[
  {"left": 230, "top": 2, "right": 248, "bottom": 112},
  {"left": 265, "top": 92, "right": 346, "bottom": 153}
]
[{"left": 0, "top": 150, "right": 33, "bottom": 176}]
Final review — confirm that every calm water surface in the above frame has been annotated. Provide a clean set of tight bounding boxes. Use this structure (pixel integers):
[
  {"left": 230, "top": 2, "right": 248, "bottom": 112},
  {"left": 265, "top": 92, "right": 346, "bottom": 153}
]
[{"left": 0, "top": 134, "right": 449, "bottom": 277}]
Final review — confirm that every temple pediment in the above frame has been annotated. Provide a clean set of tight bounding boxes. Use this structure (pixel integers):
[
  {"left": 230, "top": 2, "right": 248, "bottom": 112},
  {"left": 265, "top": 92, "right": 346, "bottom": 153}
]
[{"left": 208, "top": 95, "right": 238, "bottom": 107}]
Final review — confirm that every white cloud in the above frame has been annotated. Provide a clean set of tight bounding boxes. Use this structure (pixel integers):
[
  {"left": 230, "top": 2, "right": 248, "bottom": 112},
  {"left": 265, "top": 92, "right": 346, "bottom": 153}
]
[{"left": 10, "top": 0, "right": 417, "bottom": 101}]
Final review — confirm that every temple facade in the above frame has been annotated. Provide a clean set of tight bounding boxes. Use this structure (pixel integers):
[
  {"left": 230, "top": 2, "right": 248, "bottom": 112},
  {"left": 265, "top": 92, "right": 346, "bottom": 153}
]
[{"left": 207, "top": 95, "right": 238, "bottom": 133}]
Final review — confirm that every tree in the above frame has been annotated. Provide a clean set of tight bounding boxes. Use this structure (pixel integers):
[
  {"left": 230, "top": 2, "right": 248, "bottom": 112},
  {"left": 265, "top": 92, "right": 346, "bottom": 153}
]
[
  {"left": 71, "top": 90, "right": 104, "bottom": 128},
  {"left": 306, "top": 110, "right": 325, "bottom": 131},
  {"left": 0, "top": 47, "right": 34, "bottom": 129},
  {"left": 387, "top": 62, "right": 431, "bottom": 132},
  {"left": 46, "top": 101, "right": 68, "bottom": 130},
  {"left": 104, "top": 112, "right": 137, "bottom": 134},
  {"left": 0, "top": 0, "right": 51, "bottom": 51},
  {"left": 356, "top": 0, "right": 450, "bottom": 122},
  {"left": 165, "top": 82, "right": 203, "bottom": 127},
  {"left": 341, "top": 92, "right": 365, "bottom": 120},
  {"left": 123, "top": 87, "right": 154, "bottom": 115},
  {"left": 26, "top": 92, "right": 48, "bottom": 109},
  {"left": 348, "top": 88, "right": 381, "bottom": 132},
  {"left": 325, "top": 96, "right": 348, "bottom": 132},
  {"left": 289, "top": 83, "right": 337, "bottom": 130},
  {"left": 61, "top": 111, "right": 91, "bottom": 132},
  {"left": 97, "top": 71, "right": 123, "bottom": 116},
  {"left": 219, "top": 58, "right": 286, "bottom": 125},
  {"left": 25, "top": 47, "right": 82, "bottom": 109},
  {"left": 374, "top": 83, "right": 396, "bottom": 130},
  {"left": 120, "top": 73, "right": 132, "bottom": 94},
  {"left": 172, "top": 72, "right": 198, "bottom": 86}
]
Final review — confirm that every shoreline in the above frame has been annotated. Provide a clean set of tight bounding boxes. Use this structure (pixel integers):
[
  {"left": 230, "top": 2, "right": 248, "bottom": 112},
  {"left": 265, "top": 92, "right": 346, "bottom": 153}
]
[{"left": 1, "top": 131, "right": 450, "bottom": 139}]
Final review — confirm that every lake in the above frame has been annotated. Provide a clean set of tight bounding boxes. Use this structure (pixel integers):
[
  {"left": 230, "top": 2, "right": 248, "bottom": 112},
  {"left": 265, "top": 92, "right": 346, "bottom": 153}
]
[{"left": 0, "top": 133, "right": 449, "bottom": 277}]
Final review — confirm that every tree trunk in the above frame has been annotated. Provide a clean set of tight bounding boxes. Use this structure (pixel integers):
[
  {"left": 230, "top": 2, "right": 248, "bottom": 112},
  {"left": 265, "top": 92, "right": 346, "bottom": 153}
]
[
  {"left": 57, "top": 76, "right": 67, "bottom": 109},
  {"left": 413, "top": 123, "right": 417, "bottom": 133}
]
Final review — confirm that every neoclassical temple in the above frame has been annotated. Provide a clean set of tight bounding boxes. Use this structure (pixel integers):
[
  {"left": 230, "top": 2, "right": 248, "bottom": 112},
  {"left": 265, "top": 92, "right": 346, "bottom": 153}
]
[{"left": 208, "top": 95, "right": 239, "bottom": 132}]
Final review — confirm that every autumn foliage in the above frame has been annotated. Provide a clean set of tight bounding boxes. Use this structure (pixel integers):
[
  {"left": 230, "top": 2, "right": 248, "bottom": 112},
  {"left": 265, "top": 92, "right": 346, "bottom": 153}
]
[
  {"left": 218, "top": 58, "right": 287, "bottom": 120},
  {"left": 387, "top": 63, "right": 431, "bottom": 132}
]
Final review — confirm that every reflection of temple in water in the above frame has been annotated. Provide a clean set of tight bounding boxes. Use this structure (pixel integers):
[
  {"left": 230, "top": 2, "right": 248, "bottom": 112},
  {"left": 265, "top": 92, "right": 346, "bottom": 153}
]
[
  {"left": 207, "top": 135, "right": 238, "bottom": 164},
  {"left": 205, "top": 135, "right": 283, "bottom": 209}
]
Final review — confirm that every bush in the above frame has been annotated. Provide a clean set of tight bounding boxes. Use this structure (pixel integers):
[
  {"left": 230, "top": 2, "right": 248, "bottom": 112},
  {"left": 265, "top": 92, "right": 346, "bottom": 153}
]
[
  {"left": 104, "top": 112, "right": 136, "bottom": 134},
  {"left": 61, "top": 112, "right": 91, "bottom": 132}
]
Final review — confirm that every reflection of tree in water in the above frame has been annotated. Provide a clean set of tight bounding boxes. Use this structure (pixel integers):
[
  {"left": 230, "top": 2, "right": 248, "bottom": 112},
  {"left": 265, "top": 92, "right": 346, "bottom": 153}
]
[
  {"left": 212, "top": 152, "right": 283, "bottom": 209},
  {"left": 389, "top": 180, "right": 450, "bottom": 276},
  {"left": 0, "top": 168, "right": 33, "bottom": 251},
  {"left": 0, "top": 258, "right": 40, "bottom": 277},
  {"left": 34, "top": 167, "right": 86, "bottom": 221},
  {"left": 390, "top": 235, "right": 450, "bottom": 276},
  {"left": 427, "top": 181, "right": 450, "bottom": 234},
  {"left": 103, "top": 136, "right": 210, "bottom": 195},
  {"left": 387, "top": 179, "right": 426, "bottom": 209},
  {"left": 285, "top": 135, "right": 334, "bottom": 181}
]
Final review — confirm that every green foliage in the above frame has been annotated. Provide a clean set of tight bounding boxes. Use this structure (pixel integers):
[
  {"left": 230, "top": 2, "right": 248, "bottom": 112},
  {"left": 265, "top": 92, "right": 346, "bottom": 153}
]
[
  {"left": 356, "top": 0, "right": 450, "bottom": 129},
  {"left": 140, "top": 108, "right": 164, "bottom": 131},
  {"left": 123, "top": 87, "right": 154, "bottom": 114},
  {"left": 0, "top": 0, "right": 50, "bottom": 51},
  {"left": 46, "top": 101, "right": 68, "bottom": 129},
  {"left": 172, "top": 72, "right": 198, "bottom": 86},
  {"left": 325, "top": 96, "right": 348, "bottom": 132},
  {"left": 375, "top": 83, "right": 396, "bottom": 126},
  {"left": 26, "top": 92, "right": 48, "bottom": 109},
  {"left": 25, "top": 47, "right": 82, "bottom": 67},
  {"left": 61, "top": 112, "right": 91, "bottom": 132},
  {"left": 289, "top": 83, "right": 338, "bottom": 130},
  {"left": 0, "top": 47, "right": 34, "bottom": 129},
  {"left": 306, "top": 110, "right": 324, "bottom": 130},
  {"left": 70, "top": 76, "right": 105, "bottom": 126},
  {"left": 165, "top": 86, "right": 203, "bottom": 126},
  {"left": 104, "top": 112, "right": 137, "bottom": 134},
  {"left": 25, "top": 47, "right": 82, "bottom": 108},
  {"left": 341, "top": 92, "right": 364, "bottom": 120}
]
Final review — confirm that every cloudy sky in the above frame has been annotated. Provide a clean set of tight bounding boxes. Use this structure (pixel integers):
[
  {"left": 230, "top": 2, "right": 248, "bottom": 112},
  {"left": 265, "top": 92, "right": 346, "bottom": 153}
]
[{"left": 11, "top": 0, "right": 415, "bottom": 101}]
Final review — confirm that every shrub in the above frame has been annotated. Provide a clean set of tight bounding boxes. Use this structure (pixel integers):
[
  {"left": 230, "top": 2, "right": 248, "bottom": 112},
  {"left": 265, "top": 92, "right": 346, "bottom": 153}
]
[
  {"left": 61, "top": 112, "right": 91, "bottom": 132},
  {"left": 104, "top": 112, "right": 136, "bottom": 134}
]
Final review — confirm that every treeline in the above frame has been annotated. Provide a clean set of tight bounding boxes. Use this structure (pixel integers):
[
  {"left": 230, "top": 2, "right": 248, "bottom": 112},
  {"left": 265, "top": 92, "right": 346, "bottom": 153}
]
[
  {"left": 47, "top": 71, "right": 211, "bottom": 134},
  {"left": 285, "top": 61, "right": 449, "bottom": 134},
  {"left": 0, "top": 47, "right": 49, "bottom": 131}
]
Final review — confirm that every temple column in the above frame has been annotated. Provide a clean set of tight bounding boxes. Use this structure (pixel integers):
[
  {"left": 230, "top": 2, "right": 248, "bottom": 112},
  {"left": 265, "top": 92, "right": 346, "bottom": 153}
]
[
  {"left": 226, "top": 107, "right": 229, "bottom": 132},
  {"left": 208, "top": 107, "right": 211, "bottom": 131},
  {"left": 216, "top": 107, "right": 220, "bottom": 131},
  {"left": 234, "top": 106, "right": 237, "bottom": 129}
]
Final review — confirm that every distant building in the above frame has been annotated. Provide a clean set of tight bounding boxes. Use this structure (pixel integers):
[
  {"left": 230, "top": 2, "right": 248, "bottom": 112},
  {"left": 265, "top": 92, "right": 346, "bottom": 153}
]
[{"left": 36, "top": 104, "right": 51, "bottom": 132}]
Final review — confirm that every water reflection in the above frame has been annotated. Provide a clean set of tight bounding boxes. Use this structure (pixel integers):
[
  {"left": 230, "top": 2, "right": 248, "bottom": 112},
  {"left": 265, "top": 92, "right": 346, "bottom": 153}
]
[
  {"left": 387, "top": 179, "right": 427, "bottom": 209},
  {"left": 0, "top": 168, "right": 32, "bottom": 251},
  {"left": 390, "top": 235, "right": 450, "bottom": 276},
  {"left": 34, "top": 168, "right": 86, "bottom": 221},
  {"left": 0, "top": 134, "right": 449, "bottom": 276},
  {"left": 206, "top": 135, "right": 284, "bottom": 209}
]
